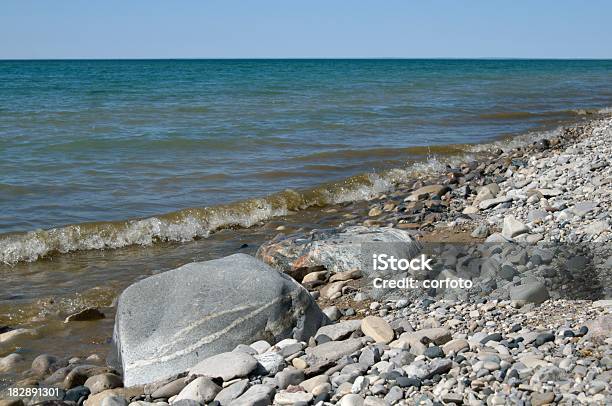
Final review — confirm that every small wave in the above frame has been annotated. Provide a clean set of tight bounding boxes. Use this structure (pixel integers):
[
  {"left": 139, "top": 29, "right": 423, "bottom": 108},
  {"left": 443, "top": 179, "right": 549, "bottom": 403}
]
[{"left": 0, "top": 157, "right": 460, "bottom": 265}]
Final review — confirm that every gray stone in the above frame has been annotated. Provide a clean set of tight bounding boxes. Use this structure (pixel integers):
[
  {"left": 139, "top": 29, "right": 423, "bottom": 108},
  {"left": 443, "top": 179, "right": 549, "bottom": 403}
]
[
  {"left": 478, "top": 196, "right": 511, "bottom": 210},
  {"left": 189, "top": 351, "right": 258, "bottom": 381},
  {"left": 340, "top": 394, "right": 365, "bottom": 406},
  {"left": 530, "top": 392, "right": 554, "bottom": 406},
  {"left": 442, "top": 338, "right": 469, "bottom": 354},
  {"left": 214, "top": 380, "right": 249, "bottom": 405},
  {"left": 442, "top": 393, "right": 464, "bottom": 405},
  {"left": 249, "top": 340, "right": 271, "bottom": 354},
  {"left": 527, "top": 209, "right": 548, "bottom": 223},
  {"left": 405, "top": 185, "right": 451, "bottom": 202},
  {"left": 100, "top": 396, "right": 128, "bottom": 406},
  {"left": 254, "top": 352, "right": 285, "bottom": 375},
  {"left": 531, "top": 249, "right": 553, "bottom": 265},
  {"left": 84, "top": 373, "right": 123, "bottom": 395},
  {"left": 390, "top": 328, "right": 451, "bottom": 353},
  {"left": 502, "top": 216, "right": 528, "bottom": 239},
  {"left": 423, "top": 346, "right": 444, "bottom": 359},
  {"left": 320, "top": 281, "right": 346, "bottom": 299},
  {"left": 476, "top": 184, "right": 499, "bottom": 201},
  {"left": 274, "top": 391, "right": 313, "bottom": 405},
  {"left": 471, "top": 224, "right": 489, "bottom": 238},
  {"left": 300, "top": 375, "right": 329, "bottom": 393},
  {"left": 403, "top": 360, "right": 429, "bottom": 379},
  {"left": 275, "top": 367, "right": 304, "bottom": 389},
  {"left": 233, "top": 344, "right": 257, "bottom": 355},
  {"left": 228, "top": 384, "right": 275, "bottom": 406},
  {"left": 305, "top": 338, "right": 365, "bottom": 363},
  {"left": 389, "top": 350, "right": 415, "bottom": 367},
  {"left": 322, "top": 306, "right": 342, "bottom": 322},
  {"left": 358, "top": 347, "right": 381, "bottom": 367},
  {"left": 425, "top": 358, "right": 452, "bottom": 378},
  {"left": 361, "top": 316, "right": 394, "bottom": 344},
  {"left": 150, "top": 377, "right": 188, "bottom": 399},
  {"left": 364, "top": 396, "right": 387, "bottom": 406},
  {"left": 273, "top": 339, "right": 303, "bottom": 357},
  {"left": 113, "top": 254, "right": 328, "bottom": 386},
  {"left": 485, "top": 233, "right": 512, "bottom": 243},
  {"left": 510, "top": 281, "right": 549, "bottom": 304},
  {"left": 351, "top": 376, "right": 369, "bottom": 394},
  {"left": 174, "top": 377, "right": 221, "bottom": 404},
  {"left": 64, "top": 365, "right": 117, "bottom": 389},
  {"left": 31, "top": 354, "right": 60, "bottom": 375},
  {"left": 383, "top": 386, "right": 403, "bottom": 404},
  {"left": 316, "top": 320, "right": 362, "bottom": 341}
]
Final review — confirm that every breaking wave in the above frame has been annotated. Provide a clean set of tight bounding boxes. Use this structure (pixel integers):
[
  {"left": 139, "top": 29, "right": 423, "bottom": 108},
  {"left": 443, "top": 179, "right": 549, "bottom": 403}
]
[{"left": 0, "top": 154, "right": 466, "bottom": 265}]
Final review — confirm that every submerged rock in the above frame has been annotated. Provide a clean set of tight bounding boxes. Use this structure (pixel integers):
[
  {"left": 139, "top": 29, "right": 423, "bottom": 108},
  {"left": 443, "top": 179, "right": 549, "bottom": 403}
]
[{"left": 112, "top": 253, "right": 328, "bottom": 386}]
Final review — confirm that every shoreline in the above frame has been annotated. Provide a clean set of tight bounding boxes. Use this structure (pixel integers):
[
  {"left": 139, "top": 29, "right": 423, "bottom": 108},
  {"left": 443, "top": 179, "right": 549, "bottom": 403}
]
[{"left": 1, "top": 114, "right": 611, "bottom": 404}]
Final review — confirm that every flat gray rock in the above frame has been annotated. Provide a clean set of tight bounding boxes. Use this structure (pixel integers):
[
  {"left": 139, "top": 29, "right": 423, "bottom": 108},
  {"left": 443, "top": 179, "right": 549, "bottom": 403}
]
[
  {"left": 113, "top": 253, "right": 328, "bottom": 386},
  {"left": 305, "top": 338, "right": 365, "bottom": 363},
  {"left": 229, "top": 384, "right": 276, "bottom": 406},
  {"left": 174, "top": 376, "right": 221, "bottom": 404},
  {"left": 502, "top": 216, "right": 529, "bottom": 239},
  {"left": 510, "top": 281, "right": 549, "bottom": 304},
  {"left": 479, "top": 196, "right": 511, "bottom": 210},
  {"left": 315, "top": 320, "right": 362, "bottom": 341},
  {"left": 214, "top": 380, "right": 249, "bottom": 405},
  {"left": 189, "top": 351, "right": 258, "bottom": 381}
]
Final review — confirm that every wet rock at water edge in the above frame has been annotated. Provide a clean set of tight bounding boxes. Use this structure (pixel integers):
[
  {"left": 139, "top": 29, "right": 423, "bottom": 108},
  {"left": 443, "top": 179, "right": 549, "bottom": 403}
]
[{"left": 65, "top": 307, "right": 106, "bottom": 323}]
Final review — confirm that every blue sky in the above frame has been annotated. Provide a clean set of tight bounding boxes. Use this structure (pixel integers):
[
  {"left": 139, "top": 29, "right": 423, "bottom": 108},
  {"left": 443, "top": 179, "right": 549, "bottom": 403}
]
[{"left": 1, "top": 1, "right": 611, "bottom": 59}]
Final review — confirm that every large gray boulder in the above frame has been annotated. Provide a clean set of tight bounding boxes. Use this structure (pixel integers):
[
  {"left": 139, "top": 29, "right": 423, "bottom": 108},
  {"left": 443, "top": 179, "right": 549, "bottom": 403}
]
[{"left": 113, "top": 253, "right": 328, "bottom": 387}]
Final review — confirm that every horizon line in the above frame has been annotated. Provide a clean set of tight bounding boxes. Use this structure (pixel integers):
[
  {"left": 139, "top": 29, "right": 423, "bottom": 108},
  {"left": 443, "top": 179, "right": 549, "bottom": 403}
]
[{"left": 1, "top": 57, "right": 612, "bottom": 62}]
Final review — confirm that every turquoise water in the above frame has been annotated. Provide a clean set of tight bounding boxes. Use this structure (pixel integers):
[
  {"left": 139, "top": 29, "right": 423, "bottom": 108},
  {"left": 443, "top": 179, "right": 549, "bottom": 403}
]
[{"left": 1, "top": 59, "right": 611, "bottom": 260}]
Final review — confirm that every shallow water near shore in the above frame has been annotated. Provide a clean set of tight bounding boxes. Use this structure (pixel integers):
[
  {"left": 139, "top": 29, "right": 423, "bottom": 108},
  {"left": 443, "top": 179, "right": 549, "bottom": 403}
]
[{"left": 1, "top": 60, "right": 612, "bottom": 382}]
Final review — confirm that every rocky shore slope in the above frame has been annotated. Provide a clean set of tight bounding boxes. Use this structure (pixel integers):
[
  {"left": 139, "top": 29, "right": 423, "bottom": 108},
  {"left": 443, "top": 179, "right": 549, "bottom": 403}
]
[{"left": 1, "top": 116, "right": 610, "bottom": 405}]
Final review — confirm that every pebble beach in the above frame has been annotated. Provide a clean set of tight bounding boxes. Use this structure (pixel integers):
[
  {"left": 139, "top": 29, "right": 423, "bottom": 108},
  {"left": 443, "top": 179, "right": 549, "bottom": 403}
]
[{"left": 1, "top": 116, "right": 611, "bottom": 405}]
